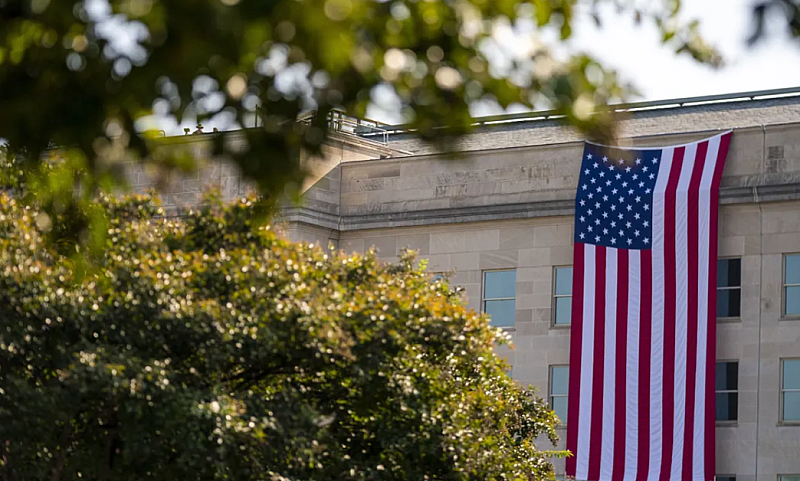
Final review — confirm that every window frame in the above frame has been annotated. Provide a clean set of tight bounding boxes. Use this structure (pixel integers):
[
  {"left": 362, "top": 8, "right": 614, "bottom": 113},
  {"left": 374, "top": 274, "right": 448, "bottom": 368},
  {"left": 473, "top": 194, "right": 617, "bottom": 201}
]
[
  {"left": 782, "top": 253, "right": 800, "bottom": 319},
  {"left": 717, "top": 256, "right": 742, "bottom": 322},
  {"left": 482, "top": 268, "right": 517, "bottom": 328},
  {"left": 549, "top": 365, "right": 569, "bottom": 427},
  {"left": 715, "top": 360, "right": 739, "bottom": 424},
  {"left": 780, "top": 358, "right": 800, "bottom": 424},
  {"left": 551, "top": 265, "right": 573, "bottom": 328},
  {"left": 779, "top": 475, "right": 800, "bottom": 481}
]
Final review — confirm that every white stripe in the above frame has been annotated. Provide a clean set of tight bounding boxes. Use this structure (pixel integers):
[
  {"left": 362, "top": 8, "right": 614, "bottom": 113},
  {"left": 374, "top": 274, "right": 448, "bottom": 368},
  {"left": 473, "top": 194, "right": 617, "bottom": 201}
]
[
  {"left": 576, "top": 244, "right": 596, "bottom": 481},
  {"left": 649, "top": 147, "right": 674, "bottom": 481},
  {"left": 694, "top": 134, "right": 722, "bottom": 480},
  {"left": 671, "top": 142, "right": 698, "bottom": 479},
  {"left": 624, "top": 250, "right": 641, "bottom": 481},
  {"left": 600, "top": 247, "right": 618, "bottom": 481}
]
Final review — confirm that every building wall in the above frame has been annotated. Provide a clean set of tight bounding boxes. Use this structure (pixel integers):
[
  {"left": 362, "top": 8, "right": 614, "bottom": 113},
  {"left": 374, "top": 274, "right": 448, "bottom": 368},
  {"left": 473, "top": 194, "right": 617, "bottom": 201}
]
[{"left": 291, "top": 121, "right": 800, "bottom": 481}]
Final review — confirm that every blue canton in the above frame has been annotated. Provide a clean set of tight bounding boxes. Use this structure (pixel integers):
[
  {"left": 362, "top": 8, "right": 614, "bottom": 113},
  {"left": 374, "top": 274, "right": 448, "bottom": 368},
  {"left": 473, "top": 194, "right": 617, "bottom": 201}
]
[{"left": 574, "top": 144, "right": 663, "bottom": 250}]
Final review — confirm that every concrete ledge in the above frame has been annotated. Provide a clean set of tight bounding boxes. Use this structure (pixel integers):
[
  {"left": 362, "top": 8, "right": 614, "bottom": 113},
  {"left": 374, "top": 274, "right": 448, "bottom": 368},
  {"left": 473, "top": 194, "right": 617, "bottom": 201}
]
[{"left": 283, "top": 182, "right": 800, "bottom": 232}]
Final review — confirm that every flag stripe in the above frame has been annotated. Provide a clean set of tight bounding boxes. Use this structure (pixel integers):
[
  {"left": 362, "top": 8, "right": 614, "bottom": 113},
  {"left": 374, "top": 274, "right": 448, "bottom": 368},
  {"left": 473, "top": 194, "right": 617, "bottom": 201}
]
[
  {"left": 588, "top": 246, "right": 607, "bottom": 481},
  {"left": 683, "top": 140, "right": 708, "bottom": 481},
  {"left": 636, "top": 249, "right": 653, "bottom": 481},
  {"left": 624, "top": 250, "right": 641, "bottom": 481},
  {"left": 576, "top": 244, "right": 597, "bottom": 480},
  {"left": 566, "top": 243, "right": 585, "bottom": 476},
  {"left": 612, "top": 249, "right": 630, "bottom": 481},
  {"left": 600, "top": 248, "right": 618, "bottom": 480}
]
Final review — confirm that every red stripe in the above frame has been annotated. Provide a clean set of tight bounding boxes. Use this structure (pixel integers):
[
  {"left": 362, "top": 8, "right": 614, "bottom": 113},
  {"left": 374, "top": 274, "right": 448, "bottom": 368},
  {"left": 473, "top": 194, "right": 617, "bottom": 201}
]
[
  {"left": 706, "top": 133, "right": 731, "bottom": 480},
  {"left": 636, "top": 250, "right": 653, "bottom": 481},
  {"left": 566, "top": 243, "right": 586, "bottom": 477},
  {"left": 683, "top": 141, "right": 708, "bottom": 480},
  {"left": 612, "top": 249, "right": 629, "bottom": 481},
  {"left": 588, "top": 246, "right": 607, "bottom": 481},
  {"left": 660, "top": 146, "right": 685, "bottom": 481}
]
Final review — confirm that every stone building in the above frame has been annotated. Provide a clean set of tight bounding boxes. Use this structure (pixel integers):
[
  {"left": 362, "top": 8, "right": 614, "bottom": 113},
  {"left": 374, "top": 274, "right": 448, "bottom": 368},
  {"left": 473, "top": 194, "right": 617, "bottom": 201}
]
[{"left": 128, "top": 89, "right": 800, "bottom": 481}]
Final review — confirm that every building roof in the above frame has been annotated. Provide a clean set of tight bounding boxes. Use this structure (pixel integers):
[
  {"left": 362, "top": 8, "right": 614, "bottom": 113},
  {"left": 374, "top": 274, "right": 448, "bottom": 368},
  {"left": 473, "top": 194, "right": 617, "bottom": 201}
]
[{"left": 376, "top": 88, "right": 800, "bottom": 156}]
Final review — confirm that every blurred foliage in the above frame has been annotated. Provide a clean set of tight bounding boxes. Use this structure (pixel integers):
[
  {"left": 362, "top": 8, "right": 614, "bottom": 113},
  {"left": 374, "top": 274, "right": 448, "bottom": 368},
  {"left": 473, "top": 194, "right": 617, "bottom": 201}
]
[
  {"left": 748, "top": 0, "right": 800, "bottom": 45},
  {"left": 0, "top": 0, "right": 724, "bottom": 249},
  {"left": 0, "top": 186, "right": 565, "bottom": 480}
]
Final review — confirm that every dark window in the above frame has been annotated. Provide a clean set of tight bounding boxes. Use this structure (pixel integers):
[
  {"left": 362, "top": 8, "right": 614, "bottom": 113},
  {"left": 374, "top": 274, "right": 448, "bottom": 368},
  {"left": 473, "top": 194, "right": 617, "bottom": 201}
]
[
  {"left": 550, "top": 366, "right": 569, "bottom": 425},
  {"left": 784, "top": 255, "right": 800, "bottom": 316},
  {"left": 553, "top": 266, "right": 573, "bottom": 325},
  {"left": 483, "top": 270, "right": 516, "bottom": 327},
  {"left": 715, "top": 361, "right": 738, "bottom": 422},
  {"left": 782, "top": 359, "right": 800, "bottom": 422},
  {"left": 717, "top": 258, "right": 741, "bottom": 318},
  {"left": 715, "top": 476, "right": 735, "bottom": 481}
]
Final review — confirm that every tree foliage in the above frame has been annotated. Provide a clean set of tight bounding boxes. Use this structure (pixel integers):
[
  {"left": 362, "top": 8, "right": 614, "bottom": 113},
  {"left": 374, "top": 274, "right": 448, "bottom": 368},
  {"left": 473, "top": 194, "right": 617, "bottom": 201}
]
[{"left": 0, "top": 188, "right": 563, "bottom": 480}]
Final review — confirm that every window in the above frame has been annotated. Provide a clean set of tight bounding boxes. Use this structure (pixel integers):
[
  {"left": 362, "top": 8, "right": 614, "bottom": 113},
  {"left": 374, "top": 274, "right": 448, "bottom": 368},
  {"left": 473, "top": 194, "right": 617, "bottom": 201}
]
[
  {"left": 781, "top": 359, "right": 800, "bottom": 422},
  {"left": 779, "top": 476, "right": 800, "bottom": 481},
  {"left": 715, "top": 361, "right": 738, "bottom": 422},
  {"left": 431, "top": 273, "right": 444, "bottom": 282},
  {"left": 715, "top": 476, "right": 736, "bottom": 481},
  {"left": 784, "top": 254, "right": 800, "bottom": 316},
  {"left": 483, "top": 270, "right": 516, "bottom": 327},
  {"left": 550, "top": 366, "right": 569, "bottom": 425},
  {"left": 553, "top": 266, "right": 573, "bottom": 325},
  {"left": 717, "top": 258, "right": 741, "bottom": 318}
]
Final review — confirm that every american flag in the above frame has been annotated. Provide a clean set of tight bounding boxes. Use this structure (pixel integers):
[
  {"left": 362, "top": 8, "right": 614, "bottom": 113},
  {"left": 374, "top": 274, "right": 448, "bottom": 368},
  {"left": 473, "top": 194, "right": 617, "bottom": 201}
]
[{"left": 565, "top": 132, "right": 732, "bottom": 481}]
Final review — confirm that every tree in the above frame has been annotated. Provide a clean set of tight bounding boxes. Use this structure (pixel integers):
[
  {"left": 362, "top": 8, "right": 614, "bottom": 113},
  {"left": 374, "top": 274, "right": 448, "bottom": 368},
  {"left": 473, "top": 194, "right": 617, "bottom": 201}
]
[
  {"left": 0, "top": 185, "right": 563, "bottom": 480},
  {"left": 0, "top": 0, "right": 725, "bottom": 248}
]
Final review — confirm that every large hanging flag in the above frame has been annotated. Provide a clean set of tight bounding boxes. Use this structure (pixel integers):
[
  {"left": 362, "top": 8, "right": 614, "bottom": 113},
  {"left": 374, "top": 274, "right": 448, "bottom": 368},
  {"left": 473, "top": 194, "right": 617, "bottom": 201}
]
[{"left": 565, "top": 131, "right": 732, "bottom": 481}]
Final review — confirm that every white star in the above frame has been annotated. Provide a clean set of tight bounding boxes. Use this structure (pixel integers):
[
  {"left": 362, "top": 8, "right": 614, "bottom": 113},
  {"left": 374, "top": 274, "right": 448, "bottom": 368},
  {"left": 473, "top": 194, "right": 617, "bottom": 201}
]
[
  {"left": 649, "top": 173, "right": 656, "bottom": 180},
  {"left": 595, "top": 202, "right": 601, "bottom": 208},
  {"left": 611, "top": 221, "right": 617, "bottom": 227},
  {"left": 611, "top": 238, "right": 617, "bottom": 245},
  {"left": 639, "top": 182, "right": 645, "bottom": 188},
  {"left": 590, "top": 177, "right": 596, "bottom": 184},
  {"left": 643, "top": 166, "right": 649, "bottom": 172},
  {"left": 582, "top": 184, "right": 588, "bottom": 190},
  {"left": 580, "top": 216, "right": 586, "bottom": 223},
  {"left": 595, "top": 235, "right": 601, "bottom": 243},
  {"left": 580, "top": 199, "right": 586, "bottom": 206},
  {"left": 633, "top": 174, "right": 638, "bottom": 180},
  {"left": 612, "top": 188, "right": 618, "bottom": 194},
  {"left": 587, "top": 153, "right": 593, "bottom": 160},
  {"left": 593, "top": 162, "right": 599, "bottom": 168},
  {"left": 596, "top": 186, "right": 602, "bottom": 193},
  {"left": 608, "top": 165, "right": 614, "bottom": 171},
  {"left": 599, "top": 171, "right": 605, "bottom": 178},
  {"left": 585, "top": 168, "right": 590, "bottom": 175},
  {"left": 643, "top": 221, "right": 650, "bottom": 227},
  {"left": 635, "top": 196, "right": 641, "bottom": 203},
  {"left": 626, "top": 221, "right": 632, "bottom": 228},
  {"left": 622, "top": 181, "right": 628, "bottom": 187},
  {"left": 588, "top": 226, "right": 593, "bottom": 232},
  {"left": 644, "top": 204, "right": 650, "bottom": 211},
  {"left": 644, "top": 238, "right": 650, "bottom": 244},
  {"left": 602, "top": 212, "right": 609, "bottom": 218},
  {"left": 610, "top": 205, "right": 616, "bottom": 211},
  {"left": 618, "top": 158, "right": 625, "bottom": 165},
  {"left": 606, "top": 180, "right": 612, "bottom": 186},
  {"left": 595, "top": 219, "right": 601, "bottom": 226},
  {"left": 603, "top": 228, "right": 609, "bottom": 235},
  {"left": 618, "top": 213, "right": 623, "bottom": 219},
  {"left": 627, "top": 238, "right": 633, "bottom": 245},
  {"left": 626, "top": 204, "right": 633, "bottom": 211},
  {"left": 634, "top": 213, "right": 641, "bottom": 220},
  {"left": 628, "top": 189, "right": 634, "bottom": 195},
  {"left": 652, "top": 158, "right": 658, "bottom": 164},
  {"left": 580, "top": 232, "right": 586, "bottom": 239},
  {"left": 618, "top": 196, "right": 624, "bottom": 203},
  {"left": 635, "top": 158, "right": 641, "bottom": 165},
  {"left": 588, "top": 209, "right": 593, "bottom": 215},
  {"left": 618, "top": 230, "right": 624, "bottom": 237},
  {"left": 602, "top": 156, "right": 608, "bottom": 162},
  {"left": 645, "top": 188, "right": 652, "bottom": 194},
  {"left": 634, "top": 230, "right": 640, "bottom": 237},
  {"left": 603, "top": 195, "right": 609, "bottom": 201},
  {"left": 615, "top": 173, "right": 621, "bottom": 180},
  {"left": 588, "top": 193, "right": 594, "bottom": 199},
  {"left": 625, "top": 166, "right": 632, "bottom": 172}
]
